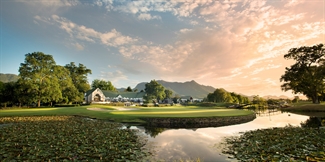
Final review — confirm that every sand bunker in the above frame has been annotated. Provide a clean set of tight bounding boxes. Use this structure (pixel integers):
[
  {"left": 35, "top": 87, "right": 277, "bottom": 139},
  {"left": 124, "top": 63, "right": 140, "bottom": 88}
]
[{"left": 87, "top": 107, "right": 140, "bottom": 111}]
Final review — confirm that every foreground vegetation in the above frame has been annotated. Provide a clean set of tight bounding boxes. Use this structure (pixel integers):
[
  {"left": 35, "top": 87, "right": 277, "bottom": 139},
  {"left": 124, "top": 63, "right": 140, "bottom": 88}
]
[
  {"left": 222, "top": 125, "right": 325, "bottom": 161},
  {"left": 0, "top": 105, "right": 254, "bottom": 123},
  {"left": 0, "top": 116, "right": 150, "bottom": 161}
]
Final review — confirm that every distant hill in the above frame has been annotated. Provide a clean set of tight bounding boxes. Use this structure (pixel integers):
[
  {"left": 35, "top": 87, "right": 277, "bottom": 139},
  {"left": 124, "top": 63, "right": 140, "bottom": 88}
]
[
  {"left": 0, "top": 73, "right": 19, "bottom": 83},
  {"left": 134, "top": 80, "right": 216, "bottom": 98}
]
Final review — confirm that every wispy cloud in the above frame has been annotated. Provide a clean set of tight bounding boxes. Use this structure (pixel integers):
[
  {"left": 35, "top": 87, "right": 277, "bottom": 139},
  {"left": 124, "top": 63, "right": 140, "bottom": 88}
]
[
  {"left": 34, "top": 15, "right": 137, "bottom": 47},
  {"left": 100, "top": 70, "right": 128, "bottom": 87}
]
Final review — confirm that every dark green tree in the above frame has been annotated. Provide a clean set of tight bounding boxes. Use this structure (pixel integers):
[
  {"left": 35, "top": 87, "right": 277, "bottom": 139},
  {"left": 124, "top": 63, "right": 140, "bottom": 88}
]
[
  {"left": 0, "top": 82, "right": 16, "bottom": 107},
  {"left": 173, "top": 94, "right": 180, "bottom": 103},
  {"left": 0, "top": 81, "right": 4, "bottom": 105},
  {"left": 91, "top": 79, "right": 116, "bottom": 91},
  {"left": 18, "top": 52, "right": 62, "bottom": 107},
  {"left": 55, "top": 65, "right": 79, "bottom": 104},
  {"left": 125, "top": 86, "right": 133, "bottom": 92},
  {"left": 15, "top": 80, "right": 33, "bottom": 107},
  {"left": 65, "top": 62, "right": 92, "bottom": 102},
  {"left": 280, "top": 43, "right": 325, "bottom": 104},
  {"left": 207, "top": 88, "right": 233, "bottom": 103},
  {"left": 164, "top": 89, "right": 173, "bottom": 99},
  {"left": 144, "top": 80, "right": 165, "bottom": 102}
]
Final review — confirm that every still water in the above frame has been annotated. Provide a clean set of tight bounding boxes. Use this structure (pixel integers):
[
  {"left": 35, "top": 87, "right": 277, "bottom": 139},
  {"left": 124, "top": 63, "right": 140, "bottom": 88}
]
[{"left": 129, "top": 111, "right": 312, "bottom": 161}]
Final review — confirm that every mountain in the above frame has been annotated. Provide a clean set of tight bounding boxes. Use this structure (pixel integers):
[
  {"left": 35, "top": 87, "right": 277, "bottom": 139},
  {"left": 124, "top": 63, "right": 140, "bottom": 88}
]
[
  {"left": 134, "top": 80, "right": 216, "bottom": 98},
  {"left": 0, "top": 73, "right": 19, "bottom": 83}
]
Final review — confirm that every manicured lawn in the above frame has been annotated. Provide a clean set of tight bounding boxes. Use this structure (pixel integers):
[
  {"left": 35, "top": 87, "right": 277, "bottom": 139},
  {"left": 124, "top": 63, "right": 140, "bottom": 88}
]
[
  {"left": 283, "top": 101, "right": 325, "bottom": 112},
  {"left": 0, "top": 105, "right": 254, "bottom": 123}
]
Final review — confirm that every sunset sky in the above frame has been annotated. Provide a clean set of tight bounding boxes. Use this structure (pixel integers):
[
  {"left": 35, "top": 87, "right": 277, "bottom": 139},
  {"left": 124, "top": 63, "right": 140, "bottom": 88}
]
[{"left": 1, "top": 0, "right": 324, "bottom": 97}]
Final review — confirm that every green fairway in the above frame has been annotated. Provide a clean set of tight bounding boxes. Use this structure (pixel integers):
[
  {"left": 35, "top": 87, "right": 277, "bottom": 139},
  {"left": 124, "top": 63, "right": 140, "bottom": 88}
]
[{"left": 0, "top": 105, "right": 254, "bottom": 123}]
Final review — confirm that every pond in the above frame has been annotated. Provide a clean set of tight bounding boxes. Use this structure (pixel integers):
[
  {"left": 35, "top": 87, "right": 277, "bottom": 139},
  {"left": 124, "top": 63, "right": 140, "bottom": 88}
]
[{"left": 127, "top": 111, "right": 324, "bottom": 161}]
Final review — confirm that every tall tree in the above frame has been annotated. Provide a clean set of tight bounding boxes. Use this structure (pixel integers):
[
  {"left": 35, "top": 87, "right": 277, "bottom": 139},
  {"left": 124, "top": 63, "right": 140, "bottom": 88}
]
[
  {"left": 164, "top": 89, "right": 173, "bottom": 99},
  {"left": 91, "top": 79, "right": 116, "bottom": 91},
  {"left": 55, "top": 65, "right": 79, "bottom": 103},
  {"left": 0, "top": 82, "right": 16, "bottom": 107},
  {"left": 144, "top": 80, "right": 165, "bottom": 102},
  {"left": 65, "top": 62, "right": 92, "bottom": 102},
  {"left": 18, "top": 52, "right": 61, "bottom": 107},
  {"left": 15, "top": 80, "right": 33, "bottom": 107},
  {"left": 207, "top": 88, "right": 233, "bottom": 103},
  {"left": 280, "top": 43, "right": 325, "bottom": 104}
]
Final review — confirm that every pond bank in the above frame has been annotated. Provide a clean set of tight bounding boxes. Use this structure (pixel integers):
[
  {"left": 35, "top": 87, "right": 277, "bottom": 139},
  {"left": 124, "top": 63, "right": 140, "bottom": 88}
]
[{"left": 141, "top": 113, "right": 256, "bottom": 128}]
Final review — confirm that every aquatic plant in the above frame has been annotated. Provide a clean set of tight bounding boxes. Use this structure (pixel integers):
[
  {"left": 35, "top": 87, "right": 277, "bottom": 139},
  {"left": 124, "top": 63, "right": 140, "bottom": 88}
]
[
  {"left": 222, "top": 125, "right": 325, "bottom": 161},
  {"left": 0, "top": 116, "right": 150, "bottom": 161}
]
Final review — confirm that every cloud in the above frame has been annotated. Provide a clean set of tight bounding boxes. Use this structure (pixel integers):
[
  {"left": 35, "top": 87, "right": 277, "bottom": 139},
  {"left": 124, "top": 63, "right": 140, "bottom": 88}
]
[
  {"left": 100, "top": 70, "right": 128, "bottom": 87},
  {"left": 284, "top": 0, "right": 305, "bottom": 7},
  {"left": 35, "top": 15, "right": 137, "bottom": 47},
  {"left": 138, "top": 13, "right": 161, "bottom": 20},
  {"left": 31, "top": 0, "right": 325, "bottom": 97},
  {"left": 72, "top": 43, "right": 84, "bottom": 51},
  {"left": 20, "top": 0, "right": 80, "bottom": 14}
]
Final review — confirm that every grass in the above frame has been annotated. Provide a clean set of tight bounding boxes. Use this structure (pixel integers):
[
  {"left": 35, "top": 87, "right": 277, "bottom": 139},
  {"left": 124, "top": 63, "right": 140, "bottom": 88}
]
[
  {"left": 0, "top": 105, "right": 254, "bottom": 123},
  {"left": 283, "top": 101, "right": 325, "bottom": 112}
]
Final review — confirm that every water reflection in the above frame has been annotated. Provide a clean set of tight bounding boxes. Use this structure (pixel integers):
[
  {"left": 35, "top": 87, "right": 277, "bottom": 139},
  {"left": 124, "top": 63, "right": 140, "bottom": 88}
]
[{"left": 130, "top": 112, "right": 312, "bottom": 161}]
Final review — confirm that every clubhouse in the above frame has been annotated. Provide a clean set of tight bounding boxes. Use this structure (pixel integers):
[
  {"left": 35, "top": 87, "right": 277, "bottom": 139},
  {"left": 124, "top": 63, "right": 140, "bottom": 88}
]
[{"left": 85, "top": 88, "right": 145, "bottom": 104}]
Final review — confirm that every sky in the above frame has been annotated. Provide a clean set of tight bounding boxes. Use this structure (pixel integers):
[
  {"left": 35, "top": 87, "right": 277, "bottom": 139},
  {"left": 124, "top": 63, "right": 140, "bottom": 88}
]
[{"left": 0, "top": 0, "right": 324, "bottom": 97}]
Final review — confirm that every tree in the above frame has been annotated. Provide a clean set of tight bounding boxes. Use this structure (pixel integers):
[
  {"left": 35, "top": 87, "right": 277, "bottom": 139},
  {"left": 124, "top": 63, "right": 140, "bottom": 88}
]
[
  {"left": 252, "top": 95, "right": 266, "bottom": 106},
  {"left": 0, "top": 81, "right": 4, "bottom": 105},
  {"left": 55, "top": 65, "right": 79, "bottom": 104},
  {"left": 125, "top": 86, "right": 133, "bottom": 92},
  {"left": 91, "top": 79, "right": 116, "bottom": 91},
  {"left": 164, "top": 89, "right": 173, "bottom": 99},
  {"left": 292, "top": 96, "right": 300, "bottom": 103},
  {"left": 133, "top": 88, "right": 138, "bottom": 92},
  {"left": 18, "top": 52, "right": 62, "bottom": 107},
  {"left": 0, "top": 82, "right": 16, "bottom": 107},
  {"left": 144, "top": 80, "right": 165, "bottom": 102},
  {"left": 173, "top": 94, "right": 180, "bottom": 103},
  {"left": 65, "top": 62, "right": 92, "bottom": 102},
  {"left": 280, "top": 43, "right": 325, "bottom": 104},
  {"left": 15, "top": 80, "right": 33, "bottom": 107},
  {"left": 207, "top": 88, "right": 233, "bottom": 103}
]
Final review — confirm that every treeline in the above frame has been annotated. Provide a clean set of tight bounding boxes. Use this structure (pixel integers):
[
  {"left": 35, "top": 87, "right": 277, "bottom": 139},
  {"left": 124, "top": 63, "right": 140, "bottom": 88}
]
[
  {"left": 0, "top": 52, "right": 92, "bottom": 107},
  {"left": 206, "top": 88, "right": 250, "bottom": 104}
]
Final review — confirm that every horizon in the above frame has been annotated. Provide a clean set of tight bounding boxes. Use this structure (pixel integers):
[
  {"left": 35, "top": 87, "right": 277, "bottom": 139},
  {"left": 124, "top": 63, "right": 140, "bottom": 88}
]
[{"left": 1, "top": 0, "right": 324, "bottom": 97}]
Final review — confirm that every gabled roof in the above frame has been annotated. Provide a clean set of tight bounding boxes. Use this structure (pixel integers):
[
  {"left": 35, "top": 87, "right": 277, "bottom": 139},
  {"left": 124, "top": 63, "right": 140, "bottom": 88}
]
[
  {"left": 102, "top": 91, "right": 119, "bottom": 98},
  {"left": 85, "top": 88, "right": 97, "bottom": 96},
  {"left": 102, "top": 90, "right": 146, "bottom": 98},
  {"left": 85, "top": 88, "right": 146, "bottom": 98}
]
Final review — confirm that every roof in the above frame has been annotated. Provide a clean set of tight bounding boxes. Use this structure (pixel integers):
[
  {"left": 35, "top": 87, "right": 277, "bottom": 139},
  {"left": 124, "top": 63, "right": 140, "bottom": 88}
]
[
  {"left": 85, "top": 88, "right": 146, "bottom": 98},
  {"left": 102, "top": 90, "right": 146, "bottom": 98},
  {"left": 85, "top": 88, "right": 97, "bottom": 96},
  {"left": 180, "top": 96, "right": 193, "bottom": 100}
]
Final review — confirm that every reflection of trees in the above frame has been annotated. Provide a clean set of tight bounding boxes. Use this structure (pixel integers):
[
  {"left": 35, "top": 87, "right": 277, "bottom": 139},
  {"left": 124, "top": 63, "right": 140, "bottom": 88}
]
[
  {"left": 144, "top": 126, "right": 166, "bottom": 138},
  {"left": 301, "top": 117, "right": 325, "bottom": 128}
]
